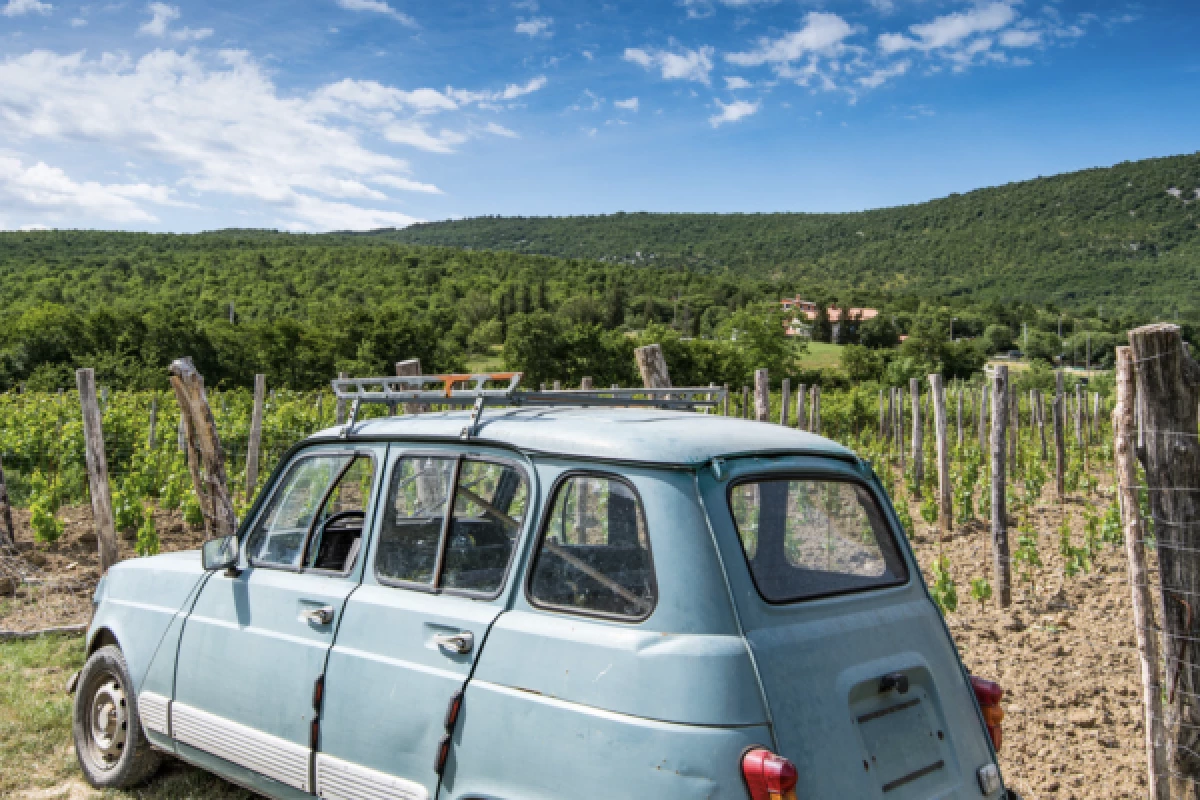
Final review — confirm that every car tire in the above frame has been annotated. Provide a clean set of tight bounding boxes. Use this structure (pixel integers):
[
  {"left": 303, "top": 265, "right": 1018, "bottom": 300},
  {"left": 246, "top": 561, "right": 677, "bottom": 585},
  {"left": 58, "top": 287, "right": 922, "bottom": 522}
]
[{"left": 72, "top": 644, "right": 163, "bottom": 789}]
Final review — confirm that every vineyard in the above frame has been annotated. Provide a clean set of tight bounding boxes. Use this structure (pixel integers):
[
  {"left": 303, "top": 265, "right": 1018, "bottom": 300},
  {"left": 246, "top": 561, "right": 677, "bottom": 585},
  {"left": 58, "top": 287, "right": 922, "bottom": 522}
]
[{"left": 0, "top": 363, "right": 1174, "bottom": 799}]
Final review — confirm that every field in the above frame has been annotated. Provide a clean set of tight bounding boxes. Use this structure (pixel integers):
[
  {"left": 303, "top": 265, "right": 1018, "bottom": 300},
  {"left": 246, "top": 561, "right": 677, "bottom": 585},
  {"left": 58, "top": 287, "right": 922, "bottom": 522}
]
[
  {"left": 795, "top": 341, "right": 844, "bottom": 370},
  {"left": 0, "top": 382, "right": 1151, "bottom": 798}
]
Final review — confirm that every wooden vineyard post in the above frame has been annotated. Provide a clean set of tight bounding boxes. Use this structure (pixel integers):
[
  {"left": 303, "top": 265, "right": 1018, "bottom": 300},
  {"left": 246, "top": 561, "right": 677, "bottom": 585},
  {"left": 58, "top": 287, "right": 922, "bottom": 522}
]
[
  {"left": 723, "top": 383, "right": 730, "bottom": 417},
  {"left": 1037, "top": 390, "right": 1048, "bottom": 462},
  {"left": 1114, "top": 346, "right": 1169, "bottom": 800},
  {"left": 977, "top": 384, "right": 989, "bottom": 455},
  {"left": 742, "top": 387, "right": 750, "bottom": 419},
  {"left": 1074, "top": 383, "right": 1084, "bottom": 449},
  {"left": 1054, "top": 371, "right": 1066, "bottom": 502},
  {"left": 796, "top": 384, "right": 806, "bottom": 432},
  {"left": 780, "top": 378, "right": 791, "bottom": 426},
  {"left": 553, "top": 381, "right": 562, "bottom": 391},
  {"left": 1008, "top": 381, "right": 1018, "bottom": 476},
  {"left": 811, "top": 386, "right": 821, "bottom": 434},
  {"left": 990, "top": 365, "right": 1011, "bottom": 607},
  {"left": 336, "top": 371, "right": 349, "bottom": 425},
  {"left": 928, "top": 374, "right": 952, "bottom": 535},
  {"left": 879, "top": 389, "right": 887, "bottom": 440},
  {"left": 1128, "top": 323, "right": 1200, "bottom": 797},
  {"left": 581, "top": 376, "right": 594, "bottom": 390},
  {"left": 956, "top": 388, "right": 964, "bottom": 449},
  {"left": 896, "top": 387, "right": 906, "bottom": 472},
  {"left": 76, "top": 368, "right": 120, "bottom": 573},
  {"left": 147, "top": 396, "right": 158, "bottom": 451},
  {"left": 635, "top": 344, "right": 671, "bottom": 391},
  {"left": 245, "top": 374, "right": 266, "bottom": 503},
  {"left": 169, "top": 357, "right": 237, "bottom": 540},
  {"left": 0, "top": 454, "right": 14, "bottom": 547},
  {"left": 910, "top": 378, "right": 923, "bottom": 495},
  {"left": 396, "top": 359, "right": 427, "bottom": 414},
  {"left": 754, "top": 369, "right": 770, "bottom": 422}
]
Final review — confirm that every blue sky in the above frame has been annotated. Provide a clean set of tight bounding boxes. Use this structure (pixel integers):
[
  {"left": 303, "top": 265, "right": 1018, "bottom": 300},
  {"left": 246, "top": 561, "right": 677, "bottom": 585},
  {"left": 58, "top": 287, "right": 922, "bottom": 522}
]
[{"left": 0, "top": 0, "right": 1194, "bottom": 231}]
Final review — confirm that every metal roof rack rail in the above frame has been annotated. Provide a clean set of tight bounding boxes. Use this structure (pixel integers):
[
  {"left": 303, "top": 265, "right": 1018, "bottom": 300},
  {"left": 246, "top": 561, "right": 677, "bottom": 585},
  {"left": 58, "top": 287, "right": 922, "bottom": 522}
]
[{"left": 330, "top": 372, "right": 728, "bottom": 439}]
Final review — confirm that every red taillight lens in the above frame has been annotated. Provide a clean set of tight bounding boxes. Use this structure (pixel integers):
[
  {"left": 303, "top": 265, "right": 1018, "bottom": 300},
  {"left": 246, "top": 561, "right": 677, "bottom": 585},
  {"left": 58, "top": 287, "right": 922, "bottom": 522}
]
[
  {"left": 742, "top": 748, "right": 799, "bottom": 800},
  {"left": 970, "top": 676, "right": 1005, "bottom": 751}
]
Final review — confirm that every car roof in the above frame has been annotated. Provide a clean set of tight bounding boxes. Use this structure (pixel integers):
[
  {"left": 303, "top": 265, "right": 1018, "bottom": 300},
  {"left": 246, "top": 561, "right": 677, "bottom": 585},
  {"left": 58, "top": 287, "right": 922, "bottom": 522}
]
[{"left": 312, "top": 406, "right": 856, "bottom": 467}]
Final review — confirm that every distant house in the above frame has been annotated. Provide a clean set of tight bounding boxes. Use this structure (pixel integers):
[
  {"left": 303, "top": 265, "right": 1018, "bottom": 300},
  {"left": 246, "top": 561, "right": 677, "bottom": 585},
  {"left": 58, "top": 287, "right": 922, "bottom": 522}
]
[{"left": 779, "top": 296, "right": 879, "bottom": 338}]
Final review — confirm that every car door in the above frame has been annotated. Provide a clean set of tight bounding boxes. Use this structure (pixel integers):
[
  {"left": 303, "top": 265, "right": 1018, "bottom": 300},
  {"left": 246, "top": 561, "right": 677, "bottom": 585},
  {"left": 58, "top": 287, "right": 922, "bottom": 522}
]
[
  {"left": 315, "top": 446, "right": 533, "bottom": 800},
  {"left": 172, "top": 444, "right": 385, "bottom": 794}
]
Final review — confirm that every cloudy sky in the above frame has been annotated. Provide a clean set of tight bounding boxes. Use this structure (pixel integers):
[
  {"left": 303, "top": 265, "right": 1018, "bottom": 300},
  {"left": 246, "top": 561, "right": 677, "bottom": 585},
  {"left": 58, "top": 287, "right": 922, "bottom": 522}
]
[{"left": 0, "top": 0, "right": 1193, "bottom": 231}]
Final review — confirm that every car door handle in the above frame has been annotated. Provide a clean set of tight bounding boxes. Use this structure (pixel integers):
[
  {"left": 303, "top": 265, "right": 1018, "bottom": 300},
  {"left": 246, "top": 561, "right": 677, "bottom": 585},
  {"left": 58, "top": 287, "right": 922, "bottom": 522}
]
[
  {"left": 302, "top": 605, "right": 335, "bottom": 625},
  {"left": 433, "top": 631, "right": 474, "bottom": 655}
]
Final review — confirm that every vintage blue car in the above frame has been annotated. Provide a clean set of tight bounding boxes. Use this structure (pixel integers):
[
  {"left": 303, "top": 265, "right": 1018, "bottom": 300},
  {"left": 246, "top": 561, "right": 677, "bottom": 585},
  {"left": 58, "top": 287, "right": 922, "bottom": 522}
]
[{"left": 71, "top": 382, "right": 1013, "bottom": 800}]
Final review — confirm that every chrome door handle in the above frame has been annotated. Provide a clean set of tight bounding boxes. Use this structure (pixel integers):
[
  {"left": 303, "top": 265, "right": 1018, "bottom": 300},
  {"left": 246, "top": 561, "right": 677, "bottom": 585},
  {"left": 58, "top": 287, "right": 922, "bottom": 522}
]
[
  {"left": 302, "top": 605, "right": 335, "bottom": 625},
  {"left": 433, "top": 631, "right": 474, "bottom": 655}
]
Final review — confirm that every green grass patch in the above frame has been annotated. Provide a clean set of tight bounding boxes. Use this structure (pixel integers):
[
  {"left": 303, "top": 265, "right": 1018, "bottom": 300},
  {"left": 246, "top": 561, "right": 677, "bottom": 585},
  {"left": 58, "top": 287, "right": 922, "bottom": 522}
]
[
  {"left": 0, "top": 635, "right": 248, "bottom": 798},
  {"left": 795, "top": 342, "right": 843, "bottom": 370}
]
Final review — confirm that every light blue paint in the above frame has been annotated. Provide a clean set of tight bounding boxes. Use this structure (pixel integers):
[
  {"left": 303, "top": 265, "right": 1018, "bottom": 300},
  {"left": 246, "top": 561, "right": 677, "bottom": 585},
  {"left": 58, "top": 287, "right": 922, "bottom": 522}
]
[{"left": 84, "top": 410, "right": 1006, "bottom": 798}]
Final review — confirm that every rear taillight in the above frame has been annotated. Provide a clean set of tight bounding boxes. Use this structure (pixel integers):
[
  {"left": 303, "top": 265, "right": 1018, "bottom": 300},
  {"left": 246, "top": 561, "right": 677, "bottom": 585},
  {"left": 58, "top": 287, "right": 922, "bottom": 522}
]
[
  {"left": 970, "top": 676, "right": 1005, "bottom": 751},
  {"left": 742, "top": 748, "right": 799, "bottom": 800}
]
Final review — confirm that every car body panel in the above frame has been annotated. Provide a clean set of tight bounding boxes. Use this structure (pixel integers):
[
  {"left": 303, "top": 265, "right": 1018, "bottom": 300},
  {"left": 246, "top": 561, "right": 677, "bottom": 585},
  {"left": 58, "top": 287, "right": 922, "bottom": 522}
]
[
  {"left": 696, "top": 454, "right": 1003, "bottom": 798},
  {"left": 78, "top": 409, "right": 1004, "bottom": 799}
]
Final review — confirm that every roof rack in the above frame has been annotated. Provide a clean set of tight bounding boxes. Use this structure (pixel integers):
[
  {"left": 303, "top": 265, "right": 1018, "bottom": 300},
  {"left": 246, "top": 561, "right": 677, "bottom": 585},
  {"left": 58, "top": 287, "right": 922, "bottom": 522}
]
[{"left": 330, "top": 372, "right": 728, "bottom": 439}]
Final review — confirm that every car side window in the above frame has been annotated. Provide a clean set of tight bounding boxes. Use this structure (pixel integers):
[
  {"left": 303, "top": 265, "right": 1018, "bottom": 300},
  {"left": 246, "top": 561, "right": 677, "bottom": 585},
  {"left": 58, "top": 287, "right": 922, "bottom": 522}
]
[
  {"left": 442, "top": 460, "right": 529, "bottom": 594},
  {"left": 246, "top": 454, "right": 349, "bottom": 568},
  {"left": 375, "top": 456, "right": 456, "bottom": 585},
  {"left": 528, "top": 474, "right": 656, "bottom": 620},
  {"left": 304, "top": 455, "right": 376, "bottom": 573}
]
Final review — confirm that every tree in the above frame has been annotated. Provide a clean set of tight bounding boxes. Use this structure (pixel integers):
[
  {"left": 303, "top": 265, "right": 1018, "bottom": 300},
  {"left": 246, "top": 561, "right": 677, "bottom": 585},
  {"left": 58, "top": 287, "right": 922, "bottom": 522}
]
[{"left": 811, "top": 304, "right": 833, "bottom": 343}]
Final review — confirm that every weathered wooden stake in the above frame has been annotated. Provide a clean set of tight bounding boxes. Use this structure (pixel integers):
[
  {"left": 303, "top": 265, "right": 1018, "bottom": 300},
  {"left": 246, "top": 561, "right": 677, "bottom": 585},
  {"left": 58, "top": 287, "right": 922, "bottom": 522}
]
[
  {"left": 336, "top": 371, "right": 349, "bottom": 425},
  {"left": 1113, "top": 346, "right": 1169, "bottom": 800},
  {"left": 147, "top": 396, "right": 158, "bottom": 451},
  {"left": 169, "top": 357, "right": 237, "bottom": 540},
  {"left": 928, "top": 374, "right": 952, "bottom": 534},
  {"left": 1128, "top": 323, "right": 1200, "bottom": 797},
  {"left": 990, "top": 365, "right": 1011, "bottom": 606},
  {"left": 396, "top": 359, "right": 427, "bottom": 414},
  {"left": 796, "top": 384, "right": 806, "bottom": 432},
  {"left": 1037, "top": 390, "right": 1048, "bottom": 462},
  {"left": 1054, "top": 372, "right": 1066, "bottom": 501},
  {"left": 956, "top": 388, "right": 964, "bottom": 449},
  {"left": 741, "top": 386, "right": 750, "bottom": 419},
  {"left": 896, "top": 388, "right": 906, "bottom": 471},
  {"left": 879, "top": 389, "right": 887, "bottom": 440},
  {"left": 635, "top": 344, "right": 672, "bottom": 390},
  {"left": 910, "top": 378, "right": 923, "bottom": 494},
  {"left": 245, "top": 374, "right": 266, "bottom": 502},
  {"left": 723, "top": 383, "right": 730, "bottom": 417},
  {"left": 0, "top": 454, "right": 15, "bottom": 547},
  {"left": 1008, "top": 381, "right": 1018, "bottom": 475},
  {"left": 753, "top": 369, "right": 770, "bottom": 422},
  {"left": 978, "top": 384, "right": 989, "bottom": 454},
  {"left": 76, "top": 368, "right": 120, "bottom": 572},
  {"left": 581, "top": 376, "right": 594, "bottom": 390},
  {"left": 810, "top": 386, "right": 821, "bottom": 434},
  {"left": 780, "top": 378, "right": 791, "bottom": 427}
]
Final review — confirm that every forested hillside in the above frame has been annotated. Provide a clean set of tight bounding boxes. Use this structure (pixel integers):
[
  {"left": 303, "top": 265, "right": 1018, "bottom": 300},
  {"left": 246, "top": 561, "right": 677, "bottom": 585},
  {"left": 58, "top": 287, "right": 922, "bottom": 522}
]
[{"left": 388, "top": 151, "right": 1200, "bottom": 318}]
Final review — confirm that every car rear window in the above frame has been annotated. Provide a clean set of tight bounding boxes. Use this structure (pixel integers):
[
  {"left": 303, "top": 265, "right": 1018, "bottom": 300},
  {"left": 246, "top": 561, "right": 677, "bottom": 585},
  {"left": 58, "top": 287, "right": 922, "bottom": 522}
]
[{"left": 729, "top": 478, "right": 907, "bottom": 603}]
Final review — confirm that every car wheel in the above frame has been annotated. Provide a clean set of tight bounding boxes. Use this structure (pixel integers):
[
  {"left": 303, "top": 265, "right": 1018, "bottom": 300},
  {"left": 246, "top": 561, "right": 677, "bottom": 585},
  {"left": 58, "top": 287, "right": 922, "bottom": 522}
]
[{"left": 72, "top": 644, "right": 163, "bottom": 789}]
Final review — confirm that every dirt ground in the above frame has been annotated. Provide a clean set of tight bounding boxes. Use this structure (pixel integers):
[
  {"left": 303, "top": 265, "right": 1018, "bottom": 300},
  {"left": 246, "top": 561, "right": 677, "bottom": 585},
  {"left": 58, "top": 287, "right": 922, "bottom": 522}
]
[
  {"left": 1, "top": 489, "right": 1150, "bottom": 799},
  {"left": 909, "top": 493, "right": 1148, "bottom": 800}
]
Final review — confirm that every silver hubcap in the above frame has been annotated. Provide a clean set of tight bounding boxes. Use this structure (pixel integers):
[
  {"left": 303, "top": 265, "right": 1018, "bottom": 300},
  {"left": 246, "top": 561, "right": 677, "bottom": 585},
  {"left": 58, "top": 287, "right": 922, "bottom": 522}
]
[{"left": 87, "top": 676, "right": 127, "bottom": 769}]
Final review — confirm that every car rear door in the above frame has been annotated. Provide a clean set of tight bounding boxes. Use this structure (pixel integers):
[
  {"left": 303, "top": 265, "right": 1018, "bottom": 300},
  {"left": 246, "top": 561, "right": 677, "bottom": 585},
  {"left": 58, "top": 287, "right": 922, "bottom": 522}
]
[
  {"left": 315, "top": 446, "right": 534, "bottom": 800},
  {"left": 172, "top": 444, "right": 384, "bottom": 794},
  {"left": 697, "top": 455, "right": 1004, "bottom": 799}
]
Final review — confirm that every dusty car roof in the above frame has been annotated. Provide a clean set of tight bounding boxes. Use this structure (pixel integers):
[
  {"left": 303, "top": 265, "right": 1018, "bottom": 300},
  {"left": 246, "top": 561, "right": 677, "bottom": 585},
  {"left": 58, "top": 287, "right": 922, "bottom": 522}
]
[{"left": 313, "top": 406, "right": 856, "bottom": 466}]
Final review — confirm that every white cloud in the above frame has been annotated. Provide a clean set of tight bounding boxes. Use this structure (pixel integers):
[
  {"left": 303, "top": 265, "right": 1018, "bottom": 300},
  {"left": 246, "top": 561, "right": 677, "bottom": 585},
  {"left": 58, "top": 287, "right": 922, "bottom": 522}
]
[
  {"left": 139, "top": 3, "right": 213, "bottom": 40},
  {"left": 69, "top": 16, "right": 86, "bottom": 26},
  {"left": 858, "top": 59, "right": 909, "bottom": 89},
  {"left": 0, "top": 48, "right": 509, "bottom": 229},
  {"left": 515, "top": 16, "right": 552, "bottom": 37},
  {"left": 709, "top": 98, "right": 759, "bottom": 127},
  {"left": 999, "top": 29, "right": 1041, "bottom": 48},
  {"left": 624, "top": 44, "right": 714, "bottom": 85},
  {"left": 868, "top": 0, "right": 894, "bottom": 13},
  {"left": 0, "top": 156, "right": 169, "bottom": 223},
  {"left": 484, "top": 121, "right": 519, "bottom": 138},
  {"left": 879, "top": 2, "right": 1017, "bottom": 53},
  {"left": 724, "top": 75, "right": 752, "bottom": 90},
  {"left": 726, "top": 12, "right": 856, "bottom": 66},
  {"left": 614, "top": 96, "right": 639, "bottom": 111},
  {"left": 567, "top": 89, "right": 603, "bottom": 112},
  {"left": 383, "top": 122, "right": 468, "bottom": 153},
  {"left": 678, "top": 0, "right": 778, "bottom": 19},
  {"left": 2, "top": 0, "right": 52, "bottom": 16},
  {"left": 334, "top": 0, "right": 416, "bottom": 27}
]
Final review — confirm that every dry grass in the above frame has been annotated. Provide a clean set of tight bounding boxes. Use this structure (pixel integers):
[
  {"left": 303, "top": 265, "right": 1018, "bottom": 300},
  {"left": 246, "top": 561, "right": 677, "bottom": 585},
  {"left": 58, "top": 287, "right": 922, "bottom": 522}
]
[{"left": 0, "top": 634, "right": 250, "bottom": 799}]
